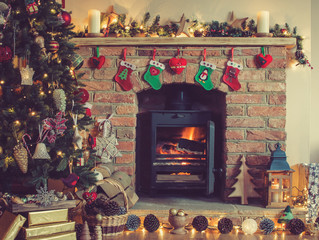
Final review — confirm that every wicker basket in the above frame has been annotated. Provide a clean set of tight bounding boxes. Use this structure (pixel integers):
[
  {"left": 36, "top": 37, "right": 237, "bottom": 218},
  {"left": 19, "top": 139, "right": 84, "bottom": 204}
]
[{"left": 84, "top": 178, "right": 129, "bottom": 237}]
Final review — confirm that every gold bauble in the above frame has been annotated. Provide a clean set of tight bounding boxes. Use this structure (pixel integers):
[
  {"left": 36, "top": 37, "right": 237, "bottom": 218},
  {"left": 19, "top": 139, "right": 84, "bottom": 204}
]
[
  {"left": 0, "top": 146, "right": 3, "bottom": 155},
  {"left": 50, "top": 8, "right": 56, "bottom": 14}
]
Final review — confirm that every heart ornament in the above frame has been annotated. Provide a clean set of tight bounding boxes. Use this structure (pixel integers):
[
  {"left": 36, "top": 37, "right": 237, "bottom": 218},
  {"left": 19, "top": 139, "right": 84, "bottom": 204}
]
[
  {"left": 169, "top": 57, "right": 187, "bottom": 74},
  {"left": 256, "top": 53, "right": 273, "bottom": 68},
  {"left": 150, "top": 66, "right": 160, "bottom": 76},
  {"left": 90, "top": 56, "right": 105, "bottom": 69},
  {"left": 82, "top": 191, "right": 97, "bottom": 204}
]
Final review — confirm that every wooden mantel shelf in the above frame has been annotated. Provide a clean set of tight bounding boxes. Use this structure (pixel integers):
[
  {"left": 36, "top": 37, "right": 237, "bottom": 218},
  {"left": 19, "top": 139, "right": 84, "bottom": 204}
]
[{"left": 72, "top": 37, "right": 296, "bottom": 48}]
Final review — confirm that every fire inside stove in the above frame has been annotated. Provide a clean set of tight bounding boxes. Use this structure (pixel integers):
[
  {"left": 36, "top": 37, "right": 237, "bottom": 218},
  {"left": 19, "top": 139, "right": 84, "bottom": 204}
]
[{"left": 155, "top": 126, "right": 207, "bottom": 183}]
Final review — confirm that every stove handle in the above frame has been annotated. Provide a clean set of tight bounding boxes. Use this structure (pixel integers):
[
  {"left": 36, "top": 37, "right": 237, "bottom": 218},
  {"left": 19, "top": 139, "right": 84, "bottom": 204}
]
[
  {"left": 172, "top": 114, "right": 185, "bottom": 118},
  {"left": 212, "top": 168, "right": 224, "bottom": 173}
]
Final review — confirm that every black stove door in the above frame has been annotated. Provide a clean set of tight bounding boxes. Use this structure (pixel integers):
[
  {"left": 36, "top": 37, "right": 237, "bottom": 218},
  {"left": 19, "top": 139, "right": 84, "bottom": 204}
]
[{"left": 206, "top": 120, "right": 215, "bottom": 195}]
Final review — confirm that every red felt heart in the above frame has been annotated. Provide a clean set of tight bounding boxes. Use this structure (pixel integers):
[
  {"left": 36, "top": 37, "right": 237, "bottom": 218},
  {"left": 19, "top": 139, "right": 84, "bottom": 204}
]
[
  {"left": 169, "top": 57, "right": 187, "bottom": 74},
  {"left": 256, "top": 53, "right": 273, "bottom": 68},
  {"left": 89, "top": 56, "right": 105, "bottom": 69},
  {"left": 150, "top": 66, "right": 160, "bottom": 76},
  {"left": 82, "top": 192, "right": 97, "bottom": 204}
]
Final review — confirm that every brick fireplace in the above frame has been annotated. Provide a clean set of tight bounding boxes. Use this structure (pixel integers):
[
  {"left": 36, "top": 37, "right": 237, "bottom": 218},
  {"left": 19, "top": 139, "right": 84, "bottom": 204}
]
[{"left": 75, "top": 38, "right": 290, "bottom": 202}]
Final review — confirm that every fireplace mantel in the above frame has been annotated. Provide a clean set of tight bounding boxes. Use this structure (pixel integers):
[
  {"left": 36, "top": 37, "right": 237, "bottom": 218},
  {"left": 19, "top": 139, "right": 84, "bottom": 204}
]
[{"left": 72, "top": 37, "right": 296, "bottom": 47}]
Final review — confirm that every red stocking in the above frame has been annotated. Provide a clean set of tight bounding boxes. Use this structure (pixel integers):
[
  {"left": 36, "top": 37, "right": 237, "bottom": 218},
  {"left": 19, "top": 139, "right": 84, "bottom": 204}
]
[{"left": 222, "top": 48, "right": 243, "bottom": 91}]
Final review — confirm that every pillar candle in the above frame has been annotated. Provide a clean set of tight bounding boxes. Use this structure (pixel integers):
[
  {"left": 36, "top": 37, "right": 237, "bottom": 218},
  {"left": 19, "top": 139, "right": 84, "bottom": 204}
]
[
  {"left": 257, "top": 11, "right": 269, "bottom": 33},
  {"left": 88, "top": 9, "right": 101, "bottom": 34}
]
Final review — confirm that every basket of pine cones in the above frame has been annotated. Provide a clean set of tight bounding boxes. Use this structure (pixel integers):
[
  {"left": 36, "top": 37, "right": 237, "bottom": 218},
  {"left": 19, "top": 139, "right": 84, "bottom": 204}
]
[{"left": 83, "top": 178, "right": 129, "bottom": 237}]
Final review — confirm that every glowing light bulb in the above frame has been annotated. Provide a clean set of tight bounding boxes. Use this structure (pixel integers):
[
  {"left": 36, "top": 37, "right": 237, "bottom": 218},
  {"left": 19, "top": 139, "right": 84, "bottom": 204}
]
[
  {"left": 57, "top": 151, "right": 63, "bottom": 156},
  {"left": 31, "top": 111, "right": 36, "bottom": 116},
  {"left": 14, "top": 120, "right": 20, "bottom": 125},
  {"left": 0, "top": 80, "right": 5, "bottom": 84},
  {"left": 43, "top": 73, "right": 48, "bottom": 78}
]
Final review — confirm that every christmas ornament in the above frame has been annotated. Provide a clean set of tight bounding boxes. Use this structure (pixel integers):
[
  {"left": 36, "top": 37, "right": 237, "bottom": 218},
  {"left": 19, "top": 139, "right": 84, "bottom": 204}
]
[
  {"left": 62, "top": 173, "right": 79, "bottom": 188},
  {"left": 278, "top": 205, "right": 294, "bottom": 224},
  {"left": 169, "top": 208, "right": 178, "bottom": 216},
  {"left": 35, "top": 185, "right": 56, "bottom": 206},
  {"left": 143, "top": 49, "right": 165, "bottom": 90},
  {"left": 53, "top": 89, "right": 66, "bottom": 112},
  {"left": 0, "top": 45, "right": 12, "bottom": 62},
  {"left": 94, "top": 225, "right": 102, "bottom": 240},
  {"left": 144, "top": 214, "right": 160, "bottom": 232},
  {"left": 126, "top": 214, "right": 141, "bottom": 231},
  {"left": 74, "top": 88, "right": 89, "bottom": 103},
  {"left": 84, "top": 102, "right": 92, "bottom": 117},
  {"left": 176, "top": 209, "right": 185, "bottom": 216},
  {"left": 58, "top": 11, "right": 71, "bottom": 27},
  {"left": 195, "top": 49, "right": 216, "bottom": 91},
  {"left": 259, "top": 218, "right": 275, "bottom": 235},
  {"left": 192, "top": 215, "right": 208, "bottom": 232},
  {"left": 33, "top": 127, "right": 51, "bottom": 159},
  {"left": 42, "top": 112, "right": 68, "bottom": 143},
  {"left": 13, "top": 142, "right": 28, "bottom": 174},
  {"left": 0, "top": 2, "right": 9, "bottom": 26},
  {"left": 172, "top": 14, "right": 193, "bottom": 37},
  {"left": 169, "top": 50, "right": 187, "bottom": 74},
  {"left": 256, "top": 47, "right": 273, "bottom": 68},
  {"left": 82, "top": 191, "right": 98, "bottom": 204},
  {"left": 168, "top": 211, "right": 189, "bottom": 235},
  {"left": 20, "top": 65, "right": 34, "bottom": 85},
  {"left": 222, "top": 48, "right": 243, "bottom": 91},
  {"left": 217, "top": 217, "right": 233, "bottom": 234},
  {"left": 103, "top": 200, "right": 120, "bottom": 216},
  {"left": 287, "top": 218, "right": 305, "bottom": 235},
  {"left": 70, "top": 53, "right": 84, "bottom": 70},
  {"left": 114, "top": 48, "right": 136, "bottom": 91},
  {"left": 89, "top": 47, "right": 105, "bottom": 70},
  {"left": 33, "top": 31, "right": 47, "bottom": 57},
  {"left": 48, "top": 37, "right": 59, "bottom": 53},
  {"left": 72, "top": 114, "right": 82, "bottom": 149},
  {"left": 242, "top": 219, "right": 258, "bottom": 235},
  {"left": 25, "top": 0, "right": 39, "bottom": 15}
]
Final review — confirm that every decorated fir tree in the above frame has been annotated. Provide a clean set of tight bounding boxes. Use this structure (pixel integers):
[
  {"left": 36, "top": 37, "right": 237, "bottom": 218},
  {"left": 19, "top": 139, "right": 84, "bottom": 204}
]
[{"left": 0, "top": 0, "right": 97, "bottom": 192}]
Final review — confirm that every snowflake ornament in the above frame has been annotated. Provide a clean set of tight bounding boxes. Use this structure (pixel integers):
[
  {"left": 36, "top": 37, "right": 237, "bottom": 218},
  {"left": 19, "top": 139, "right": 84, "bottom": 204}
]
[
  {"left": 20, "top": 65, "right": 35, "bottom": 85},
  {"left": 35, "top": 186, "right": 56, "bottom": 206}
]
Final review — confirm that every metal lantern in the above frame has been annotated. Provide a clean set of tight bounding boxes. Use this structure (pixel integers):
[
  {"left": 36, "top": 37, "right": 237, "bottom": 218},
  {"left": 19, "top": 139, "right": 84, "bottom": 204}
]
[{"left": 266, "top": 143, "right": 294, "bottom": 208}]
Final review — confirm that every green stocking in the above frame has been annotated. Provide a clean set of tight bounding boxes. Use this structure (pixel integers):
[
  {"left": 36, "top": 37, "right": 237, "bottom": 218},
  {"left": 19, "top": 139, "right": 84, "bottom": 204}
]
[
  {"left": 195, "top": 61, "right": 216, "bottom": 91},
  {"left": 143, "top": 60, "right": 165, "bottom": 90}
]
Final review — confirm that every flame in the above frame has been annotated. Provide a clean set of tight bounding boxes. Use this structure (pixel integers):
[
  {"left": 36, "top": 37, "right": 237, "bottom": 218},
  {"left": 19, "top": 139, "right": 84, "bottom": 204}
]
[{"left": 170, "top": 172, "right": 191, "bottom": 176}]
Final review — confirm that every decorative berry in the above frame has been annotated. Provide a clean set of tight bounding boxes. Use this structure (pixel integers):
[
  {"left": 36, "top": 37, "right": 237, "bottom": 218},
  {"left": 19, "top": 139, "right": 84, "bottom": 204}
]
[
  {"left": 103, "top": 201, "right": 121, "bottom": 216},
  {"left": 259, "top": 218, "right": 275, "bottom": 235},
  {"left": 287, "top": 218, "right": 305, "bottom": 235},
  {"left": 143, "top": 214, "right": 160, "bottom": 232},
  {"left": 218, "top": 217, "right": 233, "bottom": 234},
  {"left": 192, "top": 215, "right": 208, "bottom": 232},
  {"left": 126, "top": 214, "right": 141, "bottom": 231}
]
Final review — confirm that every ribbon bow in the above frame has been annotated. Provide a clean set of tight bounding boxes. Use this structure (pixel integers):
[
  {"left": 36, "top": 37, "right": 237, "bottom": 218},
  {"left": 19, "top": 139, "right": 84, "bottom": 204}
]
[{"left": 42, "top": 112, "right": 67, "bottom": 143}]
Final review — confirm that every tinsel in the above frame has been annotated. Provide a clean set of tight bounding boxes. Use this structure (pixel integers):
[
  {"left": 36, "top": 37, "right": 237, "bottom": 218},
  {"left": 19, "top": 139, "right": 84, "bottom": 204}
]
[
  {"left": 126, "top": 214, "right": 141, "bottom": 231},
  {"left": 259, "top": 218, "right": 275, "bottom": 235},
  {"left": 218, "top": 217, "right": 233, "bottom": 234},
  {"left": 103, "top": 200, "right": 121, "bottom": 216},
  {"left": 143, "top": 214, "right": 160, "bottom": 232},
  {"left": 287, "top": 218, "right": 305, "bottom": 235},
  {"left": 192, "top": 215, "right": 208, "bottom": 232}
]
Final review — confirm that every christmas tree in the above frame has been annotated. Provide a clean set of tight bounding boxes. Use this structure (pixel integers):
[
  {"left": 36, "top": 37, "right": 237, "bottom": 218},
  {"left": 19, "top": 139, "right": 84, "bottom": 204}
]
[{"left": 0, "top": 0, "right": 97, "bottom": 191}]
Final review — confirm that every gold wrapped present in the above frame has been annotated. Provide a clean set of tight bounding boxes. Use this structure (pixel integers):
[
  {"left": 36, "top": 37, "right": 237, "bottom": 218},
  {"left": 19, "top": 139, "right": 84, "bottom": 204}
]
[
  {"left": 0, "top": 211, "right": 26, "bottom": 240},
  {"left": 23, "top": 221, "right": 75, "bottom": 238},
  {"left": 28, "top": 209, "right": 68, "bottom": 226},
  {"left": 27, "top": 231, "right": 76, "bottom": 240}
]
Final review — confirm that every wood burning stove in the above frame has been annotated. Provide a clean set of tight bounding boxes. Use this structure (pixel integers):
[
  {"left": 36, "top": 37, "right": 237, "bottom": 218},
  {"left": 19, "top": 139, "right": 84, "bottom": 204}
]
[{"left": 136, "top": 110, "right": 215, "bottom": 195}]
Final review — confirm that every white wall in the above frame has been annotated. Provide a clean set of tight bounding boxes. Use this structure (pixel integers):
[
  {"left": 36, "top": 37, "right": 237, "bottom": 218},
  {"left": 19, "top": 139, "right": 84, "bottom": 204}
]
[{"left": 66, "top": 0, "right": 314, "bottom": 165}]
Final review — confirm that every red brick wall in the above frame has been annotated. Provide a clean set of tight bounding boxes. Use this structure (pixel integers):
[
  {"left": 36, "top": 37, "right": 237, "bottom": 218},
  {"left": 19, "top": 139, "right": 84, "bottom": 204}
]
[{"left": 76, "top": 45, "right": 287, "bottom": 202}]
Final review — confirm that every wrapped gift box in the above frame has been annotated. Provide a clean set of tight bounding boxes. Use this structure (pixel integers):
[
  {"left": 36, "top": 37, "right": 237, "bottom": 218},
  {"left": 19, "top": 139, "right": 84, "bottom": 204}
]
[
  {"left": 23, "top": 221, "right": 75, "bottom": 238},
  {"left": 28, "top": 209, "right": 68, "bottom": 226},
  {"left": 0, "top": 211, "right": 26, "bottom": 240},
  {"left": 26, "top": 231, "right": 76, "bottom": 240}
]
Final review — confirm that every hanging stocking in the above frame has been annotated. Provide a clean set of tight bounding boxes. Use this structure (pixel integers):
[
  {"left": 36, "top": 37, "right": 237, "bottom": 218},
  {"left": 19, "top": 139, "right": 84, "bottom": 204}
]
[
  {"left": 143, "top": 48, "right": 165, "bottom": 90},
  {"left": 222, "top": 48, "right": 243, "bottom": 91},
  {"left": 89, "top": 47, "right": 105, "bottom": 69},
  {"left": 114, "top": 48, "right": 136, "bottom": 91},
  {"left": 194, "top": 49, "right": 216, "bottom": 91}
]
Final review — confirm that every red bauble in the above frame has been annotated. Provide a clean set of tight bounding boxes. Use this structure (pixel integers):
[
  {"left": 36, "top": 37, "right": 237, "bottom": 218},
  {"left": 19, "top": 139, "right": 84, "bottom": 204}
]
[
  {"left": 169, "top": 57, "right": 187, "bottom": 74},
  {"left": 0, "top": 46, "right": 12, "bottom": 62},
  {"left": 59, "top": 11, "right": 71, "bottom": 27},
  {"left": 62, "top": 173, "right": 79, "bottom": 188},
  {"left": 48, "top": 40, "right": 59, "bottom": 53},
  {"left": 74, "top": 88, "right": 89, "bottom": 103}
]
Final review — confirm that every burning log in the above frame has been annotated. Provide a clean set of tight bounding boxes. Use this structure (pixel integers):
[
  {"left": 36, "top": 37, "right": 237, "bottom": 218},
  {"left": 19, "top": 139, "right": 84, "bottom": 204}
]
[{"left": 176, "top": 138, "right": 205, "bottom": 154}]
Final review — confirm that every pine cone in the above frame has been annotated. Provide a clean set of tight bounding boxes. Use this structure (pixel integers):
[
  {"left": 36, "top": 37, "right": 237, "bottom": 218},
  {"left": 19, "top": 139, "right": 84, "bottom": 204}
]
[
  {"left": 192, "top": 215, "right": 208, "bottom": 232},
  {"left": 103, "top": 201, "right": 120, "bottom": 216},
  {"left": 126, "top": 214, "right": 141, "bottom": 231},
  {"left": 119, "top": 206, "right": 127, "bottom": 215},
  {"left": 218, "top": 217, "right": 233, "bottom": 234},
  {"left": 259, "top": 218, "right": 275, "bottom": 235},
  {"left": 13, "top": 142, "right": 28, "bottom": 174},
  {"left": 287, "top": 218, "right": 305, "bottom": 235},
  {"left": 143, "top": 214, "right": 160, "bottom": 232}
]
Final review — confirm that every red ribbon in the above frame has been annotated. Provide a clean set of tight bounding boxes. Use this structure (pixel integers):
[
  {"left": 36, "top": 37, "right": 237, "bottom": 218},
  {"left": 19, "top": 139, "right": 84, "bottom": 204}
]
[
  {"left": 153, "top": 48, "right": 156, "bottom": 61},
  {"left": 123, "top": 48, "right": 127, "bottom": 61},
  {"left": 203, "top": 48, "right": 206, "bottom": 61},
  {"left": 62, "top": 0, "right": 65, "bottom": 8}
]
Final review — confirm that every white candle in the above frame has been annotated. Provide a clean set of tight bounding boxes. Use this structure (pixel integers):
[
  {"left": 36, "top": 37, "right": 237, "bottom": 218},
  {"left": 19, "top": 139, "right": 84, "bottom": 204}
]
[
  {"left": 257, "top": 11, "right": 269, "bottom": 33},
  {"left": 271, "top": 182, "right": 279, "bottom": 202},
  {"left": 88, "top": 9, "right": 101, "bottom": 34}
]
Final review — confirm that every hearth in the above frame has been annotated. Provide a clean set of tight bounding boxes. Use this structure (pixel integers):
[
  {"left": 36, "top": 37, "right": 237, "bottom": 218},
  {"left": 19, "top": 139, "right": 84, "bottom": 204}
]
[{"left": 136, "top": 86, "right": 222, "bottom": 196}]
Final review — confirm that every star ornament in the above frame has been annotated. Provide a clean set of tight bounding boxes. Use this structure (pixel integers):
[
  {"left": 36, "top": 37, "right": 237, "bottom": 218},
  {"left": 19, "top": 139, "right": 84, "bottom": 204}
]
[
  {"left": 227, "top": 11, "right": 248, "bottom": 29},
  {"left": 20, "top": 66, "right": 35, "bottom": 85},
  {"left": 172, "top": 14, "right": 194, "bottom": 37}
]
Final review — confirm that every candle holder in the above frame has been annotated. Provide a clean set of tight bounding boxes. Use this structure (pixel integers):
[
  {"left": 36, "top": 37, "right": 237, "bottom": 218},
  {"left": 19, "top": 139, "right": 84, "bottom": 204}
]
[
  {"left": 255, "top": 33, "right": 273, "bottom": 37},
  {"left": 85, "top": 33, "right": 103, "bottom": 37}
]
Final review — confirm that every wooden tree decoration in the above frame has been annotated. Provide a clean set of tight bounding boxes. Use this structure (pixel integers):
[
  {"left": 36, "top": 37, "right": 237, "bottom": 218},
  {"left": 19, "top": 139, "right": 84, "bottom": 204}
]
[
  {"left": 94, "top": 225, "right": 102, "bottom": 240},
  {"left": 228, "top": 156, "right": 260, "bottom": 204},
  {"left": 80, "top": 221, "right": 91, "bottom": 240}
]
